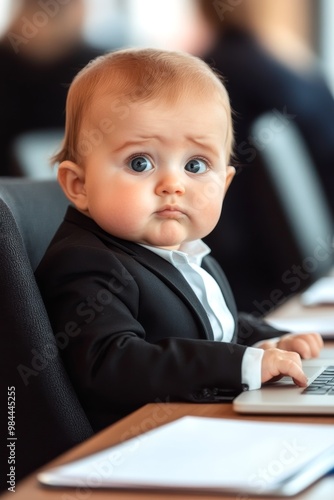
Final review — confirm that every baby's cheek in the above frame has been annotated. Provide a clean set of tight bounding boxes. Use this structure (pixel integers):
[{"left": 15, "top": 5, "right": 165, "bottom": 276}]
[
  {"left": 190, "top": 192, "right": 214, "bottom": 213},
  {"left": 190, "top": 179, "right": 225, "bottom": 213},
  {"left": 205, "top": 208, "right": 223, "bottom": 233}
]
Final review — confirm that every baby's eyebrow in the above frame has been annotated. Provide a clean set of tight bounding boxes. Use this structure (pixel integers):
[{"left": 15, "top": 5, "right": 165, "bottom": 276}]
[
  {"left": 187, "top": 136, "right": 221, "bottom": 157},
  {"left": 110, "top": 135, "right": 222, "bottom": 158},
  {"left": 111, "top": 138, "right": 151, "bottom": 154}
]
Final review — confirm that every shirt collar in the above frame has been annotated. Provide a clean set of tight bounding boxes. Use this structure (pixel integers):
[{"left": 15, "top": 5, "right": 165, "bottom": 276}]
[{"left": 140, "top": 240, "right": 211, "bottom": 267}]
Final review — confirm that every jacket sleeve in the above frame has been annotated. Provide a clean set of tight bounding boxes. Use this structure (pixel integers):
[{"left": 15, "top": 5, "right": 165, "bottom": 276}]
[{"left": 237, "top": 312, "right": 288, "bottom": 346}]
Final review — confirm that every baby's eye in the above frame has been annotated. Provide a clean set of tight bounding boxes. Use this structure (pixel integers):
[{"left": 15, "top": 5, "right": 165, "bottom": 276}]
[
  {"left": 184, "top": 158, "right": 208, "bottom": 174},
  {"left": 129, "top": 155, "right": 153, "bottom": 172}
]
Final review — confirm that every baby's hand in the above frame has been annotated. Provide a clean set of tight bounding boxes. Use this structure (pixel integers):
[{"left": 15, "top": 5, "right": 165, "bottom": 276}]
[
  {"left": 258, "top": 332, "right": 323, "bottom": 359},
  {"left": 276, "top": 332, "right": 323, "bottom": 359},
  {"left": 261, "top": 348, "right": 307, "bottom": 386}
]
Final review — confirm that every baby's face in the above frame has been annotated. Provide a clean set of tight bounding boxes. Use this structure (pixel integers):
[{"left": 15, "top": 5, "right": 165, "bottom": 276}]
[{"left": 73, "top": 94, "right": 234, "bottom": 250}]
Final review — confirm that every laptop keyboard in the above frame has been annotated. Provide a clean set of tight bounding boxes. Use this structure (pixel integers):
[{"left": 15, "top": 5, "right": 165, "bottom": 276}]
[{"left": 302, "top": 366, "right": 334, "bottom": 395}]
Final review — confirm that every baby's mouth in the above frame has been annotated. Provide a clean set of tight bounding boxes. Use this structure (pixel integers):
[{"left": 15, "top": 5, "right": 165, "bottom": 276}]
[{"left": 156, "top": 206, "right": 186, "bottom": 218}]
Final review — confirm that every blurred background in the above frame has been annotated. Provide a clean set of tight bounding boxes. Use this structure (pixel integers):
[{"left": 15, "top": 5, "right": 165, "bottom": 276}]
[{"left": 1, "top": 0, "right": 334, "bottom": 314}]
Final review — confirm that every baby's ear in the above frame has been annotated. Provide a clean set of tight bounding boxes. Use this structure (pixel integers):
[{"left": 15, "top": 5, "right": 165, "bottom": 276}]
[
  {"left": 57, "top": 161, "right": 88, "bottom": 212},
  {"left": 224, "top": 166, "right": 235, "bottom": 194}
]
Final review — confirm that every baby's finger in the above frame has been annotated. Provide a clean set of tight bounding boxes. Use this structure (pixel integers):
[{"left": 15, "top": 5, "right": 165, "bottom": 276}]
[
  {"left": 303, "top": 333, "right": 324, "bottom": 357},
  {"left": 313, "top": 332, "right": 324, "bottom": 349},
  {"left": 288, "top": 337, "right": 312, "bottom": 359},
  {"left": 278, "top": 334, "right": 312, "bottom": 359},
  {"left": 293, "top": 333, "right": 323, "bottom": 358},
  {"left": 278, "top": 357, "right": 308, "bottom": 387}
]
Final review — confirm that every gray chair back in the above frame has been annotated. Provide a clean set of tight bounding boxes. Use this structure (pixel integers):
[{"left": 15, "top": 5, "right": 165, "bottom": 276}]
[{"left": 0, "top": 179, "right": 93, "bottom": 491}]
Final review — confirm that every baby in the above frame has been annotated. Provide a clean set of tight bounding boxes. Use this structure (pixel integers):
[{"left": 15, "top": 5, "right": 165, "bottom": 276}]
[{"left": 36, "top": 48, "right": 322, "bottom": 430}]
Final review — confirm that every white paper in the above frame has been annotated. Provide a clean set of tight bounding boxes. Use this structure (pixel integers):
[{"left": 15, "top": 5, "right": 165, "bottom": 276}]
[
  {"left": 266, "top": 316, "right": 334, "bottom": 338},
  {"left": 301, "top": 277, "right": 334, "bottom": 306},
  {"left": 38, "top": 416, "right": 334, "bottom": 496}
]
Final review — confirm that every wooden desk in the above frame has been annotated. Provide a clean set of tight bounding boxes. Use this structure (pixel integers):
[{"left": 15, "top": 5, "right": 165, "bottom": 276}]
[{"left": 3, "top": 394, "right": 334, "bottom": 500}]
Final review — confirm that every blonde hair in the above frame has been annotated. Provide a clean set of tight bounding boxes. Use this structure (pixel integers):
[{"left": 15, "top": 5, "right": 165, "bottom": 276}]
[{"left": 53, "top": 47, "right": 234, "bottom": 165}]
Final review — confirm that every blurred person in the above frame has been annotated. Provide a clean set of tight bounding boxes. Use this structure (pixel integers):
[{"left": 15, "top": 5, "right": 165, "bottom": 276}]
[
  {"left": 196, "top": 0, "right": 334, "bottom": 312},
  {"left": 0, "top": 0, "right": 103, "bottom": 176}
]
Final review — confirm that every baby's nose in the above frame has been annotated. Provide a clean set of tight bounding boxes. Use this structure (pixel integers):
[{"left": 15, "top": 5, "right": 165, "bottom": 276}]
[{"left": 155, "top": 174, "right": 185, "bottom": 196}]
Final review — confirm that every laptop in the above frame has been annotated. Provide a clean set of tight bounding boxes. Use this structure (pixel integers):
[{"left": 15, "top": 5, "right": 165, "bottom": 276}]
[{"left": 233, "top": 348, "right": 334, "bottom": 415}]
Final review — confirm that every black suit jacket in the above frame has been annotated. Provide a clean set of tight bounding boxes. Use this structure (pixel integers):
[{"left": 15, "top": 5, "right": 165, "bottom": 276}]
[{"left": 36, "top": 206, "right": 283, "bottom": 430}]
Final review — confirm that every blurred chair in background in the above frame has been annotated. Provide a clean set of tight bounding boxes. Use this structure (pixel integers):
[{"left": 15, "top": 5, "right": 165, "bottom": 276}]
[
  {"left": 0, "top": 0, "right": 103, "bottom": 178},
  {"left": 249, "top": 112, "right": 334, "bottom": 307},
  {"left": 197, "top": 0, "right": 334, "bottom": 312},
  {"left": 0, "top": 178, "right": 93, "bottom": 491}
]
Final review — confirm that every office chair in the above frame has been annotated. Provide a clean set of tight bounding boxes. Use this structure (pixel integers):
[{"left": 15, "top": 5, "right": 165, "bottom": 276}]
[
  {"left": 0, "top": 178, "right": 93, "bottom": 492},
  {"left": 249, "top": 112, "right": 334, "bottom": 294}
]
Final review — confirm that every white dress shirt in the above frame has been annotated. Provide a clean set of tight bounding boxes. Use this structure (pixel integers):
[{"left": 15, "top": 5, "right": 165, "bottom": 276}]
[{"left": 141, "top": 240, "right": 263, "bottom": 390}]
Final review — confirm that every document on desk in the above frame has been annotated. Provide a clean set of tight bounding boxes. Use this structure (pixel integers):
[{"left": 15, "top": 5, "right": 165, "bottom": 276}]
[
  {"left": 266, "top": 316, "right": 334, "bottom": 339},
  {"left": 300, "top": 277, "right": 334, "bottom": 306},
  {"left": 38, "top": 416, "right": 334, "bottom": 497}
]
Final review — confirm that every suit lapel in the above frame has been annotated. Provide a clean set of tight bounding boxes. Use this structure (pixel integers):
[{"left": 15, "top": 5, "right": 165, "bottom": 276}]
[
  {"left": 132, "top": 248, "right": 215, "bottom": 341},
  {"left": 65, "top": 206, "right": 217, "bottom": 340}
]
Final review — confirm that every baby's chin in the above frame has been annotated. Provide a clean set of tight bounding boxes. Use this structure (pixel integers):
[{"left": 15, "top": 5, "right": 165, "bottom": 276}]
[{"left": 139, "top": 226, "right": 189, "bottom": 250}]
